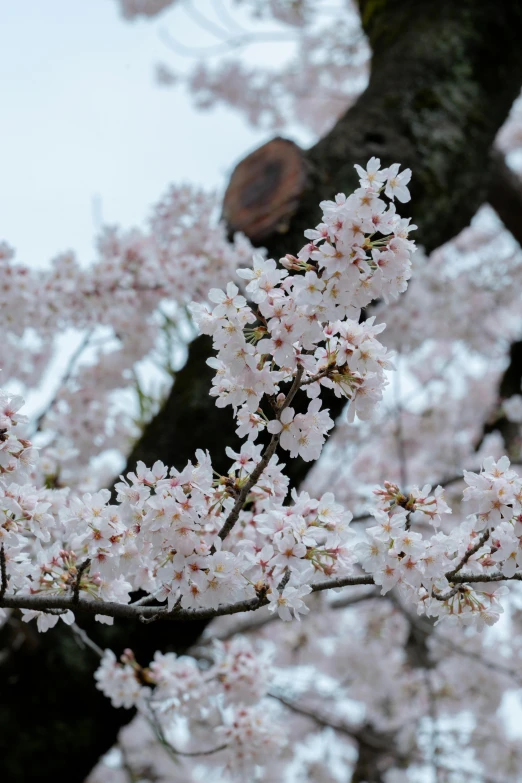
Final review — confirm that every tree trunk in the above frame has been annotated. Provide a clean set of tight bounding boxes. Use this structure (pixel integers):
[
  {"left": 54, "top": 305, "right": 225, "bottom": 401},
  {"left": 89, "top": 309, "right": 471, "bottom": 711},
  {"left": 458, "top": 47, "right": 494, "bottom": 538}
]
[{"left": 3, "top": 1, "right": 522, "bottom": 781}]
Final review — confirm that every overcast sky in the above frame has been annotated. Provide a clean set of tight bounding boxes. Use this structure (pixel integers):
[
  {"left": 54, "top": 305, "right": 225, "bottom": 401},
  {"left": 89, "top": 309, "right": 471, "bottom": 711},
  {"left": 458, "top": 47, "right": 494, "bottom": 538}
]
[{"left": 1, "top": 0, "right": 294, "bottom": 265}]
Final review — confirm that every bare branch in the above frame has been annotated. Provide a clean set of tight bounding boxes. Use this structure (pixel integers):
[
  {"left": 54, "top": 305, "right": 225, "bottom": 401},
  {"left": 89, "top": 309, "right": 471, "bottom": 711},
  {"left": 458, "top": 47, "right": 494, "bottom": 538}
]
[
  {"left": 268, "top": 690, "right": 362, "bottom": 740},
  {"left": 159, "top": 25, "right": 293, "bottom": 59},
  {"left": 182, "top": 0, "right": 231, "bottom": 41}
]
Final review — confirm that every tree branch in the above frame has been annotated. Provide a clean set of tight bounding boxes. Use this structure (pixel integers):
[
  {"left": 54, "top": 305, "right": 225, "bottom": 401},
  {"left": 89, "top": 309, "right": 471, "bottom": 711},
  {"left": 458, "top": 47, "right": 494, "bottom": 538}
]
[
  {"left": 2, "top": 568, "right": 519, "bottom": 623},
  {"left": 445, "top": 529, "right": 491, "bottom": 580},
  {"left": 216, "top": 366, "right": 304, "bottom": 543}
]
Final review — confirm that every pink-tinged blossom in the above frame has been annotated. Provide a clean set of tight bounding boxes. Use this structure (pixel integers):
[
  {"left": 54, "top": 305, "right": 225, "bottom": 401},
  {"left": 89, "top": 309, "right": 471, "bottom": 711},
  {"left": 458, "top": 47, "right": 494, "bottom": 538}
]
[
  {"left": 267, "top": 583, "right": 312, "bottom": 621},
  {"left": 94, "top": 649, "right": 150, "bottom": 709},
  {"left": 385, "top": 163, "right": 412, "bottom": 202},
  {"left": 208, "top": 282, "right": 247, "bottom": 318},
  {"left": 267, "top": 407, "right": 298, "bottom": 451},
  {"left": 354, "top": 156, "right": 389, "bottom": 189}
]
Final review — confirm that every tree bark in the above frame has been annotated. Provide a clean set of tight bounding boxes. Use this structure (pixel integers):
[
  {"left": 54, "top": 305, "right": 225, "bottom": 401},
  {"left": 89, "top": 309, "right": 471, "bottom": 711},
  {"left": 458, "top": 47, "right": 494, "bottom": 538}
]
[
  {"left": 3, "top": 2, "right": 522, "bottom": 781},
  {"left": 488, "top": 151, "right": 522, "bottom": 249},
  {"left": 480, "top": 340, "right": 522, "bottom": 456}
]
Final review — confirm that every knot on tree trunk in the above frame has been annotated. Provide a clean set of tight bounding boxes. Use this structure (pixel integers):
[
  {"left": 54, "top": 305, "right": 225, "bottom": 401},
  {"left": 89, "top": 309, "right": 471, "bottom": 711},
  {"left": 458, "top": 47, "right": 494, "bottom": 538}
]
[{"left": 222, "top": 137, "right": 308, "bottom": 243}]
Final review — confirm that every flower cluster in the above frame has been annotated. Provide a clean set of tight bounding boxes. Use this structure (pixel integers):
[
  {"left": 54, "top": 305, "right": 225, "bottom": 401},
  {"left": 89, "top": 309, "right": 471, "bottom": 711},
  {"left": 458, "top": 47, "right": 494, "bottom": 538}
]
[
  {"left": 356, "top": 457, "right": 522, "bottom": 628},
  {"left": 5, "top": 164, "right": 522, "bottom": 640},
  {"left": 95, "top": 637, "right": 286, "bottom": 777},
  {"left": 150, "top": 0, "right": 370, "bottom": 138},
  {"left": 234, "top": 488, "right": 356, "bottom": 617},
  {"left": 6, "top": 156, "right": 522, "bottom": 782},
  {"left": 1, "top": 429, "right": 355, "bottom": 627},
  {"left": 0, "top": 389, "right": 35, "bottom": 479},
  {"left": 1, "top": 185, "right": 254, "bottom": 486},
  {"left": 111, "top": 454, "right": 355, "bottom": 618},
  {"left": 6, "top": 397, "right": 522, "bottom": 636},
  {"left": 192, "top": 158, "right": 415, "bottom": 468},
  {"left": 0, "top": 389, "right": 49, "bottom": 608}
]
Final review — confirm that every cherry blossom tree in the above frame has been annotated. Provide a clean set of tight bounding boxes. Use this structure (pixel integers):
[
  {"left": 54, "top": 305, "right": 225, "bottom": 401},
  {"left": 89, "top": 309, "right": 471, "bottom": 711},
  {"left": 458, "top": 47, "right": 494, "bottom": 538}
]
[{"left": 4, "top": 2, "right": 522, "bottom": 783}]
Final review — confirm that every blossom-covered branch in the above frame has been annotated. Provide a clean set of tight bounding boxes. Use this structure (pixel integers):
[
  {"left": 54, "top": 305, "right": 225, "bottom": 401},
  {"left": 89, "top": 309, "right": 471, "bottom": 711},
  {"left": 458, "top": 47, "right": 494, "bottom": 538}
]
[
  {"left": 2, "top": 160, "right": 522, "bottom": 643},
  {"left": 2, "top": 566, "right": 522, "bottom": 623}
]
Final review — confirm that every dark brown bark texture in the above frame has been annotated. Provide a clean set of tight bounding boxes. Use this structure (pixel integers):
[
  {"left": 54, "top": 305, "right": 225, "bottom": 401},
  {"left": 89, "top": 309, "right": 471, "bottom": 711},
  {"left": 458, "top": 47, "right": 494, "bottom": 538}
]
[
  {"left": 3, "top": 2, "right": 522, "bottom": 782},
  {"left": 481, "top": 339, "right": 522, "bottom": 455},
  {"left": 479, "top": 155, "right": 522, "bottom": 457}
]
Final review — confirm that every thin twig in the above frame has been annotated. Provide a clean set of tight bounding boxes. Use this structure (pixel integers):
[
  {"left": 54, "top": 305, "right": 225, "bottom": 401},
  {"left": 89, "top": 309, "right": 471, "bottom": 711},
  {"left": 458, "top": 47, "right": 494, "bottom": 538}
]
[
  {"left": 0, "top": 545, "right": 7, "bottom": 600},
  {"left": 30, "top": 330, "right": 93, "bottom": 436},
  {"left": 182, "top": 0, "right": 230, "bottom": 41},
  {"left": 72, "top": 558, "right": 91, "bottom": 604},
  {"left": 276, "top": 566, "right": 291, "bottom": 592},
  {"left": 268, "top": 690, "right": 361, "bottom": 740},
  {"left": 159, "top": 26, "right": 293, "bottom": 59},
  {"left": 440, "top": 463, "right": 522, "bottom": 490},
  {"left": 269, "top": 690, "right": 402, "bottom": 756},
  {"left": 300, "top": 366, "right": 330, "bottom": 386},
  {"left": 164, "top": 742, "right": 229, "bottom": 757},
  {"left": 70, "top": 622, "right": 104, "bottom": 658},
  {"left": 432, "top": 584, "right": 461, "bottom": 602},
  {"left": 391, "top": 594, "right": 522, "bottom": 683},
  {"left": 445, "top": 529, "right": 491, "bottom": 580},
  {"left": 198, "top": 607, "right": 274, "bottom": 643},
  {"left": 213, "top": 0, "right": 247, "bottom": 35},
  {"left": 216, "top": 366, "right": 304, "bottom": 544},
  {"left": 130, "top": 590, "right": 162, "bottom": 606},
  {"left": 147, "top": 699, "right": 228, "bottom": 758}
]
